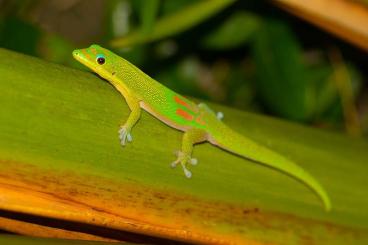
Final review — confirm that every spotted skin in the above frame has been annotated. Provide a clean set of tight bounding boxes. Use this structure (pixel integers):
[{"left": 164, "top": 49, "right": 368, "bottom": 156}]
[{"left": 73, "top": 44, "right": 331, "bottom": 211}]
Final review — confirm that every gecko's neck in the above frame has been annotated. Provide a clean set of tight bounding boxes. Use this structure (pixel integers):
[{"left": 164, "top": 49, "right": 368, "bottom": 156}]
[{"left": 99, "top": 69, "right": 132, "bottom": 99}]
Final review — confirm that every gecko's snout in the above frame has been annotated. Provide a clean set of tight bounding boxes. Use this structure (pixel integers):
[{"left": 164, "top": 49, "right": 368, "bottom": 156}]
[{"left": 72, "top": 49, "right": 86, "bottom": 63}]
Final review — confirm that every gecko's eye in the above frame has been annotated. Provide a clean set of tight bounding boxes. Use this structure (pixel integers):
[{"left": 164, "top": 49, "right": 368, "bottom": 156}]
[{"left": 96, "top": 54, "right": 105, "bottom": 65}]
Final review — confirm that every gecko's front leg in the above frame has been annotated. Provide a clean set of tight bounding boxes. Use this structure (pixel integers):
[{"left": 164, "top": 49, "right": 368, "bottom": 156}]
[
  {"left": 171, "top": 128, "right": 207, "bottom": 178},
  {"left": 119, "top": 96, "right": 141, "bottom": 146}
]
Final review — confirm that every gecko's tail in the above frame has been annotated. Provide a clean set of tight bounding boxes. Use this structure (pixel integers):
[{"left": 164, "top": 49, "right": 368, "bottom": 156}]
[{"left": 209, "top": 123, "right": 331, "bottom": 211}]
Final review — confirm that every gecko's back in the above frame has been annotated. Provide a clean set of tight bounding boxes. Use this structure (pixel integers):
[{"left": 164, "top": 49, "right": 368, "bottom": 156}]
[{"left": 116, "top": 60, "right": 204, "bottom": 131}]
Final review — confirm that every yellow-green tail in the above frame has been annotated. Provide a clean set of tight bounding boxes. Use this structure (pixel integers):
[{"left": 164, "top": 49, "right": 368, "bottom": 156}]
[{"left": 209, "top": 123, "right": 331, "bottom": 211}]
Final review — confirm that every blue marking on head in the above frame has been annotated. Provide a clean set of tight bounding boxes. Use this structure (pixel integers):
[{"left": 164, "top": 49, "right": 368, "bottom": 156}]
[{"left": 96, "top": 54, "right": 105, "bottom": 59}]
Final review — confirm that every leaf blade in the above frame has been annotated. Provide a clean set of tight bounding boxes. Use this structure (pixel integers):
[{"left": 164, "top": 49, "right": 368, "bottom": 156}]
[{"left": 0, "top": 48, "right": 367, "bottom": 244}]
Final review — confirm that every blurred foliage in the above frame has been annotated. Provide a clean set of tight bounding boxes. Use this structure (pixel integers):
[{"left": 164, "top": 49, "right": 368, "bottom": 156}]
[
  {"left": 0, "top": 0, "right": 366, "bottom": 137},
  {"left": 110, "top": 0, "right": 236, "bottom": 47},
  {"left": 201, "top": 11, "right": 260, "bottom": 50}
]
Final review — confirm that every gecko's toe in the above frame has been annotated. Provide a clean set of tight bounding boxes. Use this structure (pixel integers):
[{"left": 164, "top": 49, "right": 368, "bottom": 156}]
[
  {"left": 171, "top": 150, "right": 196, "bottom": 178},
  {"left": 118, "top": 127, "right": 125, "bottom": 135},
  {"left": 184, "top": 168, "right": 192, "bottom": 178},
  {"left": 190, "top": 158, "right": 198, "bottom": 165},
  {"left": 170, "top": 161, "right": 178, "bottom": 168},
  {"left": 217, "top": 111, "right": 224, "bottom": 120},
  {"left": 118, "top": 126, "right": 132, "bottom": 146},
  {"left": 127, "top": 133, "right": 133, "bottom": 142}
]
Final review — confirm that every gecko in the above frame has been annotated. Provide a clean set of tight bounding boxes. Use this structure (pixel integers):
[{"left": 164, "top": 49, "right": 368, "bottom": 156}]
[{"left": 73, "top": 44, "right": 331, "bottom": 211}]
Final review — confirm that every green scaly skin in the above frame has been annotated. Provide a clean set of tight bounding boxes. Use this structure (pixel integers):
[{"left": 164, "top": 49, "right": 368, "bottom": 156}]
[{"left": 73, "top": 44, "right": 331, "bottom": 211}]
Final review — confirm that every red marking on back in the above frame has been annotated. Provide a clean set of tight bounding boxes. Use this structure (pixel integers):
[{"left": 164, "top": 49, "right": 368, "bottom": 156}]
[
  {"left": 174, "top": 96, "right": 191, "bottom": 108},
  {"left": 176, "top": 108, "right": 194, "bottom": 121},
  {"left": 195, "top": 116, "right": 206, "bottom": 125}
]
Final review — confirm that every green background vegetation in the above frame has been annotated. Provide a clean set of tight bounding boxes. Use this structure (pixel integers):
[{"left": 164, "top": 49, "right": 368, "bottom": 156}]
[{"left": 0, "top": 0, "right": 367, "bottom": 136}]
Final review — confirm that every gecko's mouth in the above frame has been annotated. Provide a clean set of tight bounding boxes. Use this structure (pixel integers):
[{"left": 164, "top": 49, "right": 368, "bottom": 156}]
[{"left": 72, "top": 49, "right": 86, "bottom": 65}]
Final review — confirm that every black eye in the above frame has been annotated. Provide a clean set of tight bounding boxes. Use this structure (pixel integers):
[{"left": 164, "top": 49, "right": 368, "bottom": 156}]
[{"left": 97, "top": 57, "right": 105, "bottom": 65}]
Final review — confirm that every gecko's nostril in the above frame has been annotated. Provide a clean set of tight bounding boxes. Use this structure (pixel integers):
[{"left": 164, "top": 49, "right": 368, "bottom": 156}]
[{"left": 72, "top": 50, "right": 79, "bottom": 57}]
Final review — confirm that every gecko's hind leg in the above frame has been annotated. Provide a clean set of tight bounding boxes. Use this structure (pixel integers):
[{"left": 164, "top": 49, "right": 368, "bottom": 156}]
[{"left": 171, "top": 128, "right": 207, "bottom": 178}]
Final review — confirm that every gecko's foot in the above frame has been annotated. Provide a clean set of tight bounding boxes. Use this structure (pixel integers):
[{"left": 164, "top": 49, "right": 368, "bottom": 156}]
[
  {"left": 216, "top": 111, "right": 224, "bottom": 120},
  {"left": 171, "top": 151, "right": 198, "bottom": 178},
  {"left": 118, "top": 126, "right": 133, "bottom": 146}
]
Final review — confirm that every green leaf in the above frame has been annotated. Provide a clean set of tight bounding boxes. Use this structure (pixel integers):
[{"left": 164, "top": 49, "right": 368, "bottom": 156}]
[
  {"left": 0, "top": 17, "right": 41, "bottom": 56},
  {"left": 252, "top": 20, "right": 312, "bottom": 121},
  {"left": 110, "top": 0, "right": 236, "bottom": 48},
  {"left": 202, "top": 11, "right": 261, "bottom": 50},
  {"left": 1, "top": 48, "right": 368, "bottom": 244},
  {"left": 307, "top": 64, "right": 337, "bottom": 117},
  {"left": 137, "top": 0, "right": 160, "bottom": 35}
]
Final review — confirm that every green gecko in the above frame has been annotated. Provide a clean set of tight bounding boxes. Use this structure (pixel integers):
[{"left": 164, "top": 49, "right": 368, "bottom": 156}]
[{"left": 73, "top": 44, "right": 331, "bottom": 211}]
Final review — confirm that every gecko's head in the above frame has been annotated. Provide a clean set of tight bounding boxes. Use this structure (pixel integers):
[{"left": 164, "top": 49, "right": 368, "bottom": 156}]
[{"left": 73, "top": 44, "right": 117, "bottom": 78}]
